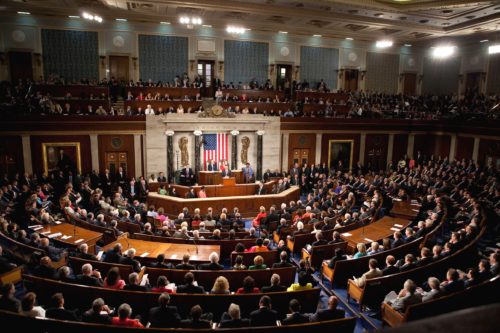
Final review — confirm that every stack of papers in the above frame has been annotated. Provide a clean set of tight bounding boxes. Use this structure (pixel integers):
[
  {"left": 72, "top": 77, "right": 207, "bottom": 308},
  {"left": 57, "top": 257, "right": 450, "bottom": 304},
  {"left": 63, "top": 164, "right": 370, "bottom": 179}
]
[
  {"left": 41, "top": 231, "right": 51, "bottom": 235},
  {"left": 394, "top": 224, "right": 403, "bottom": 228},
  {"left": 390, "top": 227, "right": 401, "bottom": 232},
  {"left": 341, "top": 232, "right": 352, "bottom": 237},
  {"left": 55, "top": 221, "right": 62, "bottom": 225},
  {"left": 393, "top": 198, "right": 402, "bottom": 202},
  {"left": 96, "top": 251, "right": 104, "bottom": 260},
  {"left": 74, "top": 238, "right": 84, "bottom": 244},
  {"left": 61, "top": 235, "right": 72, "bottom": 240},
  {"left": 364, "top": 238, "right": 374, "bottom": 242},
  {"left": 48, "top": 232, "right": 62, "bottom": 239},
  {"left": 140, "top": 252, "right": 150, "bottom": 257}
]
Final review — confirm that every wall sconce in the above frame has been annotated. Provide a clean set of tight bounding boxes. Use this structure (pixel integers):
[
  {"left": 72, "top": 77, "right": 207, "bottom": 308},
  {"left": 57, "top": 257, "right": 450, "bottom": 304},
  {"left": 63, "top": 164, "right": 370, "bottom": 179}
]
[
  {"left": 33, "top": 53, "right": 42, "bottom": 67},
  {"left": 100, "top": 56, "right": 106, "bottom": 67},
  {"left": 336, "top": 68, "right": 344, "bottom": 79},
  {"left": 132, "top": 57, "right": 138, "bottom": 70},
  {"left": 190, "top": 59, "right": 196, "bottom": 72},
  {"left": 360, "top": 70, "right": 367, "bottom": 80}
]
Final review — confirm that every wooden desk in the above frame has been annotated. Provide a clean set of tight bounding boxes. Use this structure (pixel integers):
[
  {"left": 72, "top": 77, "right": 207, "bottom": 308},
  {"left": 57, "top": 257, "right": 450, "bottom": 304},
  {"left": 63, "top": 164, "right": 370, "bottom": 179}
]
[
  {"left": 147, "top": 185, "right": 300, "bottom": 217},
  {"left": 391, "top": 200, "right": 420, "bottom": 220},
  {"left": 340, "top": 216, "right": 410, "bottom": 253},
  {"left": 102, "top": 237, "right": 219, "bottom": 263},
  {"left": 198, "top": 170, "right": 243, "bottom": 185},
  {"left": 39, "top": 223, "right": 102, "bottom": 254}
]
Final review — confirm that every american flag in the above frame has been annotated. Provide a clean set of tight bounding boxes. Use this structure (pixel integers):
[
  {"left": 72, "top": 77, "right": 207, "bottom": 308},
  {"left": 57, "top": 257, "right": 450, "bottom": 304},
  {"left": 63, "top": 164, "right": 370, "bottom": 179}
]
[{"left": 203, "top": 133, "right": 228, "bottom": 169}]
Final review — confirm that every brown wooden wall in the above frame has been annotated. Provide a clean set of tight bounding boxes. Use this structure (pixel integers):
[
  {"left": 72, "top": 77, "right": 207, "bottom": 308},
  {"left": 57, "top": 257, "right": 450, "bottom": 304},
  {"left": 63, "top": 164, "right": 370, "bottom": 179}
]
[
  {"left": 413, "top": 134, "right": 451, "bottom": 159},
  {"left": 364, "top": 134, "right": 388, "bottom": 171},
  {"left": 288, "top": 133, "right": 316, "bottom": 169},
  {"left": 392, "top": 134, "right": 408, "bottom": 162},
  {"left": 478, "top": 139, "right": 500, "bottom": 165},
  {"left": 30, "top": 135, "right": 92, "bottom": 175},
  {"left": 98, "top": 135, "right": 136, "bottom": 177},
  {"left": 0, "top": 136, "right": 24, "bottom": 176},
  {"left": 456, "top": 136, "right": 474, "bottom": 161}
]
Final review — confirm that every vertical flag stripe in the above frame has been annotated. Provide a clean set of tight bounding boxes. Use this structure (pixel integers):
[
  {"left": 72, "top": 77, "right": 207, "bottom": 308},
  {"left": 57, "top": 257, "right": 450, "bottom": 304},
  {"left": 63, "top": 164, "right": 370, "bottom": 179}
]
[{"left": 203, "top": 133, "right": 228, "bottom": 170}]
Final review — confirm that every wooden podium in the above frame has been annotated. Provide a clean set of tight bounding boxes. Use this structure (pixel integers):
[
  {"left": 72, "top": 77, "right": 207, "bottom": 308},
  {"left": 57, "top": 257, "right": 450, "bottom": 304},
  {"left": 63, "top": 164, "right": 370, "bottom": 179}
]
[
  {"left": 222, "top": 177, "right": 236, "bottom": 186},
  {"left": 198, "top": 170, "right": 243, "bottom": 185}
]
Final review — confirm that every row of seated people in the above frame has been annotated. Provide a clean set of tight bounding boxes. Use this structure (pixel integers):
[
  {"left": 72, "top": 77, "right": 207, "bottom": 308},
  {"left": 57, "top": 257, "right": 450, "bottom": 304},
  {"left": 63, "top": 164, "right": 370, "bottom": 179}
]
[
  {"left": 0, "top": 286, "right": 345, "bottom": 328},
  {"left": 215, "top": 89, "right": 288, "bottom": 103},
  {"left": 124, "top": 104, "right": 203, "bottom": 115},
  {"left": 126, "top": 91, "right": 202, "bottom": 102},
  {"left": 301, "top": 97, "right": 347, "bottom": 105}
]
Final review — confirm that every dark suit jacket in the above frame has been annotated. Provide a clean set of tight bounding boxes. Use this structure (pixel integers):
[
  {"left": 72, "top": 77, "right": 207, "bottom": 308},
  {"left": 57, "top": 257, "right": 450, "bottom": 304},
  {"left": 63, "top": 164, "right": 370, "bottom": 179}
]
[
  {"left": 272, "top": 261, "right": 293, "bottom": 268},
  {"left": 282, "top": 312, "right": 309, "bottom": 325},
  {"left": 149, "top": 305, "right": 181, "bottom": 328},
  {"left": 310, "top": 308, "right": 345, "bottom": 322},
  {"left": 198, "top": 262, "right": 224, "bottom": 270},
  {"left": 219, "top": 318, "right": 250, "bottom": 328},
  {"left": 249, "top": 307, "right": 278, "bottom": 327},
  {"left": 123, "top": 284, "right": 149, "bottom": 292},
  {"left": 119, "top": 256, "right": 142, "bottom": 273},
  {"left": 176, "top": 283, "right": 205, "bottom": 294},
  {"left": 256, "top": 187, "right": 267, "bottom": 195},
  {"left": 103, "top": 249, "right": 122, "bottom": 264},
  {"left": 181, "top": 319, "right": 211, "bottom": 329},
  {"left": 75, "top": 274, "right": 103, "bottom": 287},
  {"left": 207, "top": 163, "right": 218, "bottom": 171},
  {"left": 382, "top": 265, "right": 400, "bottom": 276},
  {"left": 81, "top": 310, "right": 112, "bottom": 324},
  {"left": 175, "top": 263, "right": 195, "bottom": 270},
  {"left": 0, "top": 296, "right": 20, "bottom": 312},
  {"left": 46, "top": 307, "right": 79, "bottom": 321},
  {"left": 261, "top": 284, "right": 287, "bottom": 293}
]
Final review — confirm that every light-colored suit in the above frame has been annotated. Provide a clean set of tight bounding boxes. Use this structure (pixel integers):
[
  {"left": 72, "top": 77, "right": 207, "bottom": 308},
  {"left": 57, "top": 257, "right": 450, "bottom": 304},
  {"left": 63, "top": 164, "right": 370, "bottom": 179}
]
[
  {"left": 392, "top": 292, "right": 422, "bottom": 312},
  {"left": 421, "top": 288, "right": 443, "bottom": 302},
  {"left": 354, "top": 268, "right": 383, "bottom": 288}
]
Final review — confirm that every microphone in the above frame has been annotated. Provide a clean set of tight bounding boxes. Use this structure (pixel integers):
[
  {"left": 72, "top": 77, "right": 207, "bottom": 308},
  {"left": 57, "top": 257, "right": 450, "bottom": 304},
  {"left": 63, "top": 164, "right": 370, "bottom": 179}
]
[{"left": 192, "top": 235, "right": 199, "bottom": 255}]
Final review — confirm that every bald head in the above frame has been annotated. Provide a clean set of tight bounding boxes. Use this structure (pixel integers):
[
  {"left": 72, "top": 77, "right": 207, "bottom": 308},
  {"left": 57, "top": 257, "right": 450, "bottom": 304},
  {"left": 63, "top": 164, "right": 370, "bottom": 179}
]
[{"left": 328, "top": 296, "right": 339, "bottom": 310}]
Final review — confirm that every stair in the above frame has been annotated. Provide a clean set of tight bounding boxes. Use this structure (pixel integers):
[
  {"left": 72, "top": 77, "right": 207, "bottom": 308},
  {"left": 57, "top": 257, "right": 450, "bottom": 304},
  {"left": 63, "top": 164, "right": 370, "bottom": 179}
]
[{"left": 202, "top": 97, "right": 216, "bottom": 111}]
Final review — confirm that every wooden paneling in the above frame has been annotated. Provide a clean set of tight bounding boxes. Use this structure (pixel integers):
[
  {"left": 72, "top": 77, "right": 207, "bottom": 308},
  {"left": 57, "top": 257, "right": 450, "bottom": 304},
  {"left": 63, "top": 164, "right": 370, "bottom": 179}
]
[
  {"left": 30, "top": 135, "right": 92, "bottom": 175},
  {"left": 403, "top": 73, "right": 417, "bottom": 95},
  {"left": 478, "top": 139, "right": 500, "bottom": 166},
  {"left": 414, "top": 135, "right": 451, "bottom": 159},
  {"left": 321, "top": 133, "right": 360, "bottom": 167},
  {"left": 456, "top": 136, "right": 474, "bottom": 161},
  {"left": 109, "top": 55, "right": 129, "bottom": 81},
  {"left": 98, "top": 135, "right": 135, "bottom": 177},
  {"left": 364, "top": 134, "right": 388, "bottom": 171},
  {"left": 392, "top": 134, "right": 408, "bottom": 162},
  {"left": 0, "top": 136, "right": 24, "bottom": 176},
  {"left": 288, "top": 133, "right": 316, "bottom": 168}
]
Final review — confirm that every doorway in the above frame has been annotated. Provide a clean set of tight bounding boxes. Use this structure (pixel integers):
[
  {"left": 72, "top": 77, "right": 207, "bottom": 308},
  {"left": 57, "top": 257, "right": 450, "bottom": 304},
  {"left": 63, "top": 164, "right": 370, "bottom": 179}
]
[
  {"left": 9, "top": 51, "right": 33, "bottom": 83},
  {"left": 109, "top": 56, "right": 129, "bottom": 82},
  {"left": 197, "top": 60, "right": 215, "bottom": 97},
  {"left": 276, "top": 64, "right": 292, "bottom": 96},
  {"left": 292, "top": 149, "right": 310, "bottom": 165},
  {"left": 403, "top": 73, "right": 417, "bottom": 95},
  {"left": 105, "top": 152, "right": 128, "bottom": 175},
  {"left": 344, "top": 69, "right": 358, "bottom": 92},
  {"left": 465, "top": 72, "right": 481, "bottom": 96}
]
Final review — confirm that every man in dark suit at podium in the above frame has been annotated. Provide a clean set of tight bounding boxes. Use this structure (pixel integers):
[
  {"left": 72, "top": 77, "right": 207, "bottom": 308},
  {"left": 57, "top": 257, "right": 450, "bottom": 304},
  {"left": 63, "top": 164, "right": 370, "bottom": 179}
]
[
  {"left": 207, "top": 159, "right": 218, "bottom": 171},
  {"left": 180, "top": 164, "right": 194, "bottom": 185}
]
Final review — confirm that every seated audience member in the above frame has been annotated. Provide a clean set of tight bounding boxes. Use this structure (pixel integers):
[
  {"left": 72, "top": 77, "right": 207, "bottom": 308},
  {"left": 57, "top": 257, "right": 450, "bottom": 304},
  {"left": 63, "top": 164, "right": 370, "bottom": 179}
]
[
  {"left": 352, "top": 243, "right": 367, "bottom": 258},
  {"left": 328, "top": 248, "right": 347, "bottom": 268},
  {"left": 367, "top": 241, "right": 382, "bottom": 255},
  {"left": 21, "top": 292, "right": 45, "bottom": 318},
  {"left": 119, "top": 248, "right": 142, "bottom": 273},
  {"left": 297, "top": 258, "right": 316, "bottom": 286},
  {"left": 312, "top": 232, "right": 328, "bottom": 247},
  {"left": 103, "top": 243, "right": 123, "bottom": 264},
  {"left": 386, "top": 279, "right": 422, "bottom": 313},
  {"left": 57, "top": 266, "right": 75, "bottom": 283},
  {"left": 399, "top": 254, "right": 417, "bottom": 272},
  {"left": 219, "top": 303, "right": 250, "bottom": 328},
  {"left": 416, "top": 247, "right": 434, "bottom": 267},
  {"left": 287, "top": 271, "right": 313, "bottom": 291},
  {"left": 82, "top": 298, "right": 112, "bottom": 324},
  {"left": 441, "top": 268, "right": 465, "bottom": 294},
  {"left": 198, "top": 252, "right": 224, "bottom": 270},
  {"left": 248, "top": 238, "right": 269, "bottom": 252},
  {"left": 329, "top": 231, "right": 343, "bottom": 244},
  {"left": 45, "top": 293, "right": 78, "bottom": 321},
  {"left": 261, "top": 273, "right": 287, "bottom": 293},
  {"left": 76, "top": 263, "right": 103, "bottom": 287},
  {"left": 0, "top": 283, "right": 21, "bottom": 313},
  {"left": 103, "top": 267, "right": 125, "bottom": 290},
  {"left": 124, "top": 272, "right": 150, "bottom": 291},
  {"left": 152, "top": 275, "right": 175, "bottom": 293},
  {"left": 310, "top": 296, "right": 345, "bottom": 322},
  {"left": 75, "top": 243, "right": 98, "bottom": 261},
  {"left": 391, "top": 231, "right": 405, "bottom": 248},
  {"left": 112, "top": 303, "right": 144, "bottom": 328},
  {"left": 181, "top": 305, "right": 211, "bottom": 329},
  {"left": 382, "top": 255, "right": 400, "bottom": 276},
  {"left": 477, "top": 259, "right": 493, "bottom": 282},
  {"left": 282, "top": 299, "right": 309, "bottom": 325},
  {"left": 420, "top": 277, "right": 443, "bottom": 302},
  {"left": 175, "top": 254, "right": 196, "bottom": 270},
  {"left": 272, "top": 251, "right": 293, "bottom": 268},
  {"left": 237, "top": 276, "right": 260, "bottom": 294},
  {"left": 353, "top": 258, "right": 383, "bottom": 288},
  {"left": 152, "top": 254, "right": 174, "bottom": 269},
  {"left": 177, "top": 272, "right": 205, "bottom": 294},
  {"left": 249, "top": 255, "right": 267, "bottom": 270},
  {"left": 33, "top": 256, "right": 58, "bottom": 279},
  {"left": 250, "top": 295, "right": 278, "bottom": 327},
  {"left": 148, "top": 293, "right": 181, "bottom": 328},
  {"left": 232, "top": 255, "right": 247, "bottom": 270},
  {"left": 211, "top": 276, "right": 230, "bottom": 294},
  {"left": 490, "top": 252, "right": 499, "bottom": 276}
]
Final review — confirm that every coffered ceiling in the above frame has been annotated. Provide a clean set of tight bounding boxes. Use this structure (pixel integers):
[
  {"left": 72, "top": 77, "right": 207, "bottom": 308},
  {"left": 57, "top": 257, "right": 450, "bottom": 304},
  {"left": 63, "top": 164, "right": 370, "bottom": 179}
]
[{"left": 3, "top": 0, "right": 500, "bottom": 44}]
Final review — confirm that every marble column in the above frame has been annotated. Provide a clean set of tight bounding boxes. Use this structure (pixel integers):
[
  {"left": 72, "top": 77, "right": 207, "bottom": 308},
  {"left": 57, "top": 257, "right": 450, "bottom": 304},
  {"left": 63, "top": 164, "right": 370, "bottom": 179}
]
[
  {"left": 89, "top": 134, "right": 99, "bottom": 172},
  {"left": 231, "top": 131, "right": 239, "bottom": 170},
  {"left": 315, "top": 133, "right": 322, "bottom": 165},
  {"left": 449, "top": 134, "right": 457, "bottom": 162},
  {"left": 166, "top": 131, "right": 174, "bottom": 182},
  {"left": 282, "top": 133, "right": 289, "bottom": 171},
  {"left": 407, "top": 133, "right": 415, "bottom": 157},
  {"left": 194, "top": 132, "right": 202, "bottom": 178},
  {"left": 257, "top": 130, "right": 264, "bottom": 181},
  {"left": 133, "top": 134, "right": 142, "bottom": 178},
  {"left": 472, "top": 138, "right": 480, "bottom": 162},
  {"left": 387, "top": 134, "right": 394, "bottom": 168},
  {"left": 21, "top": 135, "right": 33, "bottom": 174},
  {"left": 359, "top": 133, "right": 366, "bottom": 165}
]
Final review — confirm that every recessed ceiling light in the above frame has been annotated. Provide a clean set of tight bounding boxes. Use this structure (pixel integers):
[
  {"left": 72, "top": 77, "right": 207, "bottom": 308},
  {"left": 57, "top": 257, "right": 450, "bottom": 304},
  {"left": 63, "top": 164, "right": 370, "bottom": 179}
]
[
  {"left": 279, "top": 31, "right": 288, "bottom": 34},
  {"left": 376, "top": 40, "right": 393, "bottom": 48},
  {"left": 313, "top": 34, "right": 322, "bottom": 37},
  {"left": 432, "top": 45, "right": 456, "bottom": 58},
  {"left": 160, "top": 21, "right": 170, "bottom": 25},
  {"left": 68, "top": 15, "right": 80, "bottom": 19},
  {"left": 115, "top": 18, "right": 127, "bottom": 22},
  {"left": 404, "top": 44, "right": 412, "bottom": 47},
  {"left": 489, "top": 44, "right": 500, "bottom": 54},
  {"left": 17, "top": 11, "right": 30, "bottom": 15},
  {"left": 480, "top": 39, "right": 489, "bottom": 43},
  {"left": 202, "top": 24, "right": 212, "bottom": 28},
  {"left": 345, "top": 37, "right": 353, "bottom": 40}
]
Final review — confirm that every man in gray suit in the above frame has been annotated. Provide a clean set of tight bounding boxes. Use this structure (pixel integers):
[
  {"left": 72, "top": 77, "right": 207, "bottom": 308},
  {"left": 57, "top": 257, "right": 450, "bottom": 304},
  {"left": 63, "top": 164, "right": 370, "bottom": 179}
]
[
  {"left": 390, "top": 279, "right": 422, "bottom": 312},
  {"left": 420, "top": 277, "right": 443, "bottom": 302}
]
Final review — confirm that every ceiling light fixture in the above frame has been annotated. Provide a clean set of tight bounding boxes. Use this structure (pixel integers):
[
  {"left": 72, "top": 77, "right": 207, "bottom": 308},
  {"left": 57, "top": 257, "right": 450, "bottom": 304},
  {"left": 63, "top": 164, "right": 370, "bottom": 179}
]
[
  {"left": 82, "top": 12, "right": 102, "bottom": 23},
  {"left": 17, "top": 11, "right": 30, "bottom": 15},
  {"left": 68, "top": 15, "right": 80, "bottom": 19},
  {"left": 227, "top": 26, "right": 247, "bottom": 34},
  {"left": 480, "top": 39, "right": 489, "bottom": 43},
  {"left": 432, "top": 45, "right": 456, "bottom": 58},
  {"left": 279, "top": 31, "right": 288, "bottom": 34},
  {"left": 160, "top": 21, "right": 170, "bottom": 25},
  {"left": 489, "top": 44, "right": 500, "bottom": 54},
  {"left": 404, "top": 43, "right": 412, "bottom": 47},
  {"left": 313, "top": 34, "right": 322, "bottom": 37},
  {"left": 115, "top": 18, "right": 127, "bottom": 22},
  {"left": 180, "top": 16, "right": 202, "bottom": 28},
  {"left": 202, "top": 24, "right": 212, "bottom": 28},
  {"left": 376, "top": 40, "right": 393, "bottom": 48},
  {"left": 345, "top": 37, "right": 353, "bottom": 40}
]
